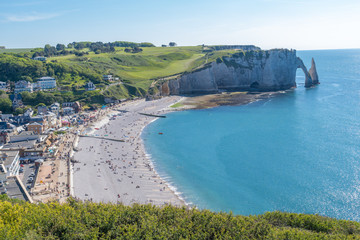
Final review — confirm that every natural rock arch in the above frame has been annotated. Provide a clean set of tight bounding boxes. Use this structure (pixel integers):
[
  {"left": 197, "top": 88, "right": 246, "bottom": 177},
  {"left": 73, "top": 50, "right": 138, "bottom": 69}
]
[{"left": 297, "top": 57, "right": 319, "bottom": 88}]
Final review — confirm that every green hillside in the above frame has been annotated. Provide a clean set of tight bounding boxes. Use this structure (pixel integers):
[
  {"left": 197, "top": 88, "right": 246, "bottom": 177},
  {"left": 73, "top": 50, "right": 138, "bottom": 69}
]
[
  {"left": 0, "top": 43, "right": 251, "bottom": 109},
  {"left": 0, "top": 196, "right": 359, "bottom": 239}
]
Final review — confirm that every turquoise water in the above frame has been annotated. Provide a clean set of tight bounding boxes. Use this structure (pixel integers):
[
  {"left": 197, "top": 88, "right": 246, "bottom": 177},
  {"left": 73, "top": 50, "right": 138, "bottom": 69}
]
[{"left": 142, "top": 49, "right": 360, "bottom": 221}]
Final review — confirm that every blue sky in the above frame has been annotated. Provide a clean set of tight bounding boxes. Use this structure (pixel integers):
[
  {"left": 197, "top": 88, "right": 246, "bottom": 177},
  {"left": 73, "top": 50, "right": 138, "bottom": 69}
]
[{"left": 0, "top": 0, "right": 359, "bottom": 50}]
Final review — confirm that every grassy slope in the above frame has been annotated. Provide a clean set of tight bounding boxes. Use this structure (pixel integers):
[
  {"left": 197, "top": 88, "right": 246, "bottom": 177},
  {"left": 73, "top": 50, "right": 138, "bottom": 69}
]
[
  {"left": 51, "top": 46, "right": 205, "bottom": 80},
  {"left": 48, "top": 46, "right": 209, "bottom": 100},
  {"left": 0, "top": 46, "right": 237, "bottom": 102}
]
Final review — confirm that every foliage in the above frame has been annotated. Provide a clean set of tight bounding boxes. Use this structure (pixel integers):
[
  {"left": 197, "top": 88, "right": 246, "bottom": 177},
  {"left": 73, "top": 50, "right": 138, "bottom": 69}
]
[
  {"left": 54, "top": 130, "right": 66, "bottom": 135},
  {"left": 0, "top": 196, "right": 359, "bottom": 239},
  {"left": 0, "top": 92, "right": 12, "bottom": 113},
  {"left": 0, "top": 45, "right": 242, "bottom": 108}
]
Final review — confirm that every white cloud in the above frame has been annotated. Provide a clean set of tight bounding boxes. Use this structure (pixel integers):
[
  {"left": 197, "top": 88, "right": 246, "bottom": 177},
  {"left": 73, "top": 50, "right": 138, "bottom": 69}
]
[{"left": 5, "top": 13, "right": 62, "bottom": 22}]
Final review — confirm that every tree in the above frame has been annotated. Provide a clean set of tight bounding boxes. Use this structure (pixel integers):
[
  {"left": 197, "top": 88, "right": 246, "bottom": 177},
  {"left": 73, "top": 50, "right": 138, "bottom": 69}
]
[
  {"left": 14, "top": 107, "right": 25, "bottom": 115},
  {"left": 56, "top": 44, "right": 65, "bottom": 51},
  {"left": 169, "top": 42, "right": 177, "bottom": 47},
  {"left": 0, "top": 96, "right": 12, "bottom": 113}
]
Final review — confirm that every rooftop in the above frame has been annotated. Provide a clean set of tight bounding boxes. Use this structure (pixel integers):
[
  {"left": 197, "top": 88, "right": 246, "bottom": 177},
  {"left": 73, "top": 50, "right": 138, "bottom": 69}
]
[
  {"left": 0, "top": 150, "right": 19, "bottom": 166},
  {"left": 3, "top": 139, "right": 37, "bottom": 149},
  {"left": 0, "top": 176, "right": 31, "bottom": 202},
  {"left": 38, "top": 77, "right": 55, "bottom": 81}
]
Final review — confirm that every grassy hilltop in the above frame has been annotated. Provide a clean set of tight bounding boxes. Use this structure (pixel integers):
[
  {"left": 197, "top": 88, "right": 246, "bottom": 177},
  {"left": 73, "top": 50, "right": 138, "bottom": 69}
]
[
  {"left": 0, "top": 43, "right": 244, "bottom": 110},
  {"left": 1, "top": 196, "right": 360, "bottom": 239},
  {"left": 0, "top": 42, "right": 267, "bottom": 114}
]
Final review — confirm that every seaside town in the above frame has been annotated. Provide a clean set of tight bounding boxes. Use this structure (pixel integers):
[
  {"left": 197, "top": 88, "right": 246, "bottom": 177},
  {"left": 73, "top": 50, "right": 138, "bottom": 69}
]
[
  {"left": 0, "top": 69, "right": 186, "bottom": 206},
  {"left": 0, "top": 73, "right": 127, "bottom": 203}
]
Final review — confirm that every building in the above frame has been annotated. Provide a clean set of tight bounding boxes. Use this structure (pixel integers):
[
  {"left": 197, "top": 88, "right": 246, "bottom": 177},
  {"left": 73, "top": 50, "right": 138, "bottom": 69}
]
[
  {"left": 0, "top": 150, "right": 20, "bottom": 178},
  {"left": 36, "top": 77, "right": 56, "bottom": 90},
  {"left": 27, "top": 122, "right": 44, "bottom": 134},
  {"left": 62, "top": 101, "right": 81, "bottom": 113},
  {"left": 62, "top": 107, "right": 75, "bottom": 115},
  {"left": 0, "top": 130, "right": 14, "bottom": 145},
  {"left": 43, "top": 112, "right": 61, "bottom": 129},
  {"left": 85, "top": 81, "right": 96, "bottom": 91},
  {"left": 103, "top": 75, "right": 113, "bottom": 82},
  {"left": 14, "top": 81, "right": 33, "bottom": 94},
  {"left": 0, "top": 175, "right": 33, "bottom": 202},
  {"left": 37, "top": 106, "right": 48, "bottom": 115},
  {"left": 32, "top": 56, "right": 47, "bottom": 61},
  {"left": 23, "top": 108, "right": 34, "bottom": 117},
  {"left": 9, "top": 131, "right": 43, "bottom": 143},
  {"left": 49, "top": 102, "right": 60, "bottom": 115},
  {"left": 0, "top": 81, "right": 9, "bottom": 92}
]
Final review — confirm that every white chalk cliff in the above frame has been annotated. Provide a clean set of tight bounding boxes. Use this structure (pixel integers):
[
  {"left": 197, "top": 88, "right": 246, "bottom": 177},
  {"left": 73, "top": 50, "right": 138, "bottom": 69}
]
[{"left": 159, "top": 49, "right": 319, "bottom": 95}]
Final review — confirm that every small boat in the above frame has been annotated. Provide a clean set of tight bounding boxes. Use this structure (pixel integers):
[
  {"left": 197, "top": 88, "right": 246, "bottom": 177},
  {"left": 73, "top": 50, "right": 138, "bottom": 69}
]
[{"left": 158, "top": 132, "right": 163, "bottom": 135}]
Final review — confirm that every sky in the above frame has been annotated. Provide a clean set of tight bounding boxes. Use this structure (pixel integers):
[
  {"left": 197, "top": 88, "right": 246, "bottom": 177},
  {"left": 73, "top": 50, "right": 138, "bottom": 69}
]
[{"left": 0, "top": 0, "right": 360, "bottom": 50}]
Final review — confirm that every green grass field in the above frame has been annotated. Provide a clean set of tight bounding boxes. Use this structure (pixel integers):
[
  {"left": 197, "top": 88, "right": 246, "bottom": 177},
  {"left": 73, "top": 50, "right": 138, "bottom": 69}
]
[
  {"left": 0, "top": 45, "right": 238, "bottom": 104},
  {"left": 50, "top": 46, "right": 207, "bottom": 81},
  {"left": 0, "top": 48, "right": 34, "bottom": 53}
]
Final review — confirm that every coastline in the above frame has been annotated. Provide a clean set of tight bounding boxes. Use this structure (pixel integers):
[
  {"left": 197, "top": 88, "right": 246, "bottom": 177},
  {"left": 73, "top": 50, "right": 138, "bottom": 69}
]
[
  {"left": 72, "top": 96, "right": 186, "bottom": 206},
  {"left": 72, "top": 91, "right": 283, "bottom": 207}
]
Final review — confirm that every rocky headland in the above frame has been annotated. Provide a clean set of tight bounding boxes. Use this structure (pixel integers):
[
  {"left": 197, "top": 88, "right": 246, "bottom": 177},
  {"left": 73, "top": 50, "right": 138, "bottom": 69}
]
[{"left": 157, "top": 48, "right": 319, "bottom": 96}]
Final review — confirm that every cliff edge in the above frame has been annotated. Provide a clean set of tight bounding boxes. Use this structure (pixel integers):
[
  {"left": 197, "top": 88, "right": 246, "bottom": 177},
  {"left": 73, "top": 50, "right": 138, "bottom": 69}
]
[{"left": 158, "top": 49, "right": 319, "bottom": 96}]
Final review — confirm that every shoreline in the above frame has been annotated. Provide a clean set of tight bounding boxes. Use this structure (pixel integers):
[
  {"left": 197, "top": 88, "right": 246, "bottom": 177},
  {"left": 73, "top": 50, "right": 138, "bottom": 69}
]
[
  {"left": 72, "top": 91, "right": 284, "bottom": 207},
  {"left": 72, "top": 96, "right": 186, "bottom": 206}
]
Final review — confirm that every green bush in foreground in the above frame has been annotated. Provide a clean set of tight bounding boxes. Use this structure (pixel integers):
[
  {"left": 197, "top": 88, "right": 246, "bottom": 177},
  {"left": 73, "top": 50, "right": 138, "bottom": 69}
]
[{"left": 0, "top": 195, "right": 359, "bottom": 239}]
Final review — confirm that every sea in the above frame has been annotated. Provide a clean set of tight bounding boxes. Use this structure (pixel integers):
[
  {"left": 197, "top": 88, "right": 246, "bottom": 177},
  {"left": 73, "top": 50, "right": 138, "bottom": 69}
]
[{"left": 142, "top": 49, "right": 360, "bottom": 221}]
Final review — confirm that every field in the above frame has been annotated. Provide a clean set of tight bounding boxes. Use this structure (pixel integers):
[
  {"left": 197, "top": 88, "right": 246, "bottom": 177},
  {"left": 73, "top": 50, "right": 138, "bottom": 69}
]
[
  {"left": 0, "top": 44, "right": 238, "bottom": 107},
  {"left": 0, "top": 48, "right": 34, "bottom": 54},
  {"left": 50, "top": 46, "right": 206, "bottom": 82}
]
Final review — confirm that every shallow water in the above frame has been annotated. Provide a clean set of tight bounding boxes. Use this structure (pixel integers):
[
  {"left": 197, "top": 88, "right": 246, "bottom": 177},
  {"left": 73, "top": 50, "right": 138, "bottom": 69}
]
[{"left": 143, "top": 49, "right": 360, "bottom": 221}]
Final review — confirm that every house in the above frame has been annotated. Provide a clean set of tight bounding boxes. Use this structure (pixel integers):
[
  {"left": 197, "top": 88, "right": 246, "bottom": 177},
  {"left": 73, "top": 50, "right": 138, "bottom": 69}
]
[
  {"left": 27, "top": 122, "right": 44, "bottom": 134},
  {"left": 36, "top": 76, "right": 56, "bottom": 90},
  {"left": 0, "top": 130, "right": 15, "bottom": 145},
  {"left": 0, "top": 114, "right": 13, "bottom": 121},
  {"left": 37, "top": 106, "right": 48, "bottom": 115},
  {"left": 63, "top": 107, "right": 75, "bottom": 115},
  {"left": 36, "top": 77, "right": 56, "bottom": 90},
  {"left": 29, "top": 116, "right": 48, "bottom": 130},
  {"left": 23, "top": 108, "right": 34, "bottom": 117},
  {"left": 0, "top": 81, "right": 9, "bottom": 92},
  {"left": 12, "top": 98, "right": 24, "bottom": 110},
  {"left": 103, "top": 75, "right": 113, "bottom": 82},
  {"left": 62, "top": 101, "right": 81, "bottom": 113},
  {"left": 161, "top": 45, "right": 167, "bottom": 47},
  {"left": 9, "top": 94, "right": 23, "bottom": 111},
  {"left": 49, "top": 102, "right": 60, "bottom": 115},
  {"left": 14, "top": 81, "right": 33, "bottom": 94},
  {"left": 43, "top": 112, "right": 61, "bottom": 129},
  {"left": 0, "top": 150, "right": 20, "bottom": 177},
  {"left": 32, "top": 56, "right": 47, "bottom": 61},
  {"left": 85, "top": 81, "right": 96, "bottom": 91}
]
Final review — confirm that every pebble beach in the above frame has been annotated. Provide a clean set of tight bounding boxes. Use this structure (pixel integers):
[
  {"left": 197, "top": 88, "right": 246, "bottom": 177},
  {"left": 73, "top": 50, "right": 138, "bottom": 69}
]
[{"left": 72, "top": 96, "right": 185, "bottom": 206}]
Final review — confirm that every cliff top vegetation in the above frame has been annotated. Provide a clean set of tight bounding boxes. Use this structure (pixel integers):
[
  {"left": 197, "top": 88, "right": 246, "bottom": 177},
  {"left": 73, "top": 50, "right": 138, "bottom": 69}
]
[
  {"left": 0, "top": 195, "right": 359, "bottom": 239},
  {"left": 0, "top": 43, "right": 271, "bottom": 110}
]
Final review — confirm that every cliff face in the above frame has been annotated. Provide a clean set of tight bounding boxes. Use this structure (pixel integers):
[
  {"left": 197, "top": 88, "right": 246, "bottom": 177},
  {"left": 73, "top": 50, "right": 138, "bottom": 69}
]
[{"left": 159, "top": 49, "right": 318, "bottom": 95}]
